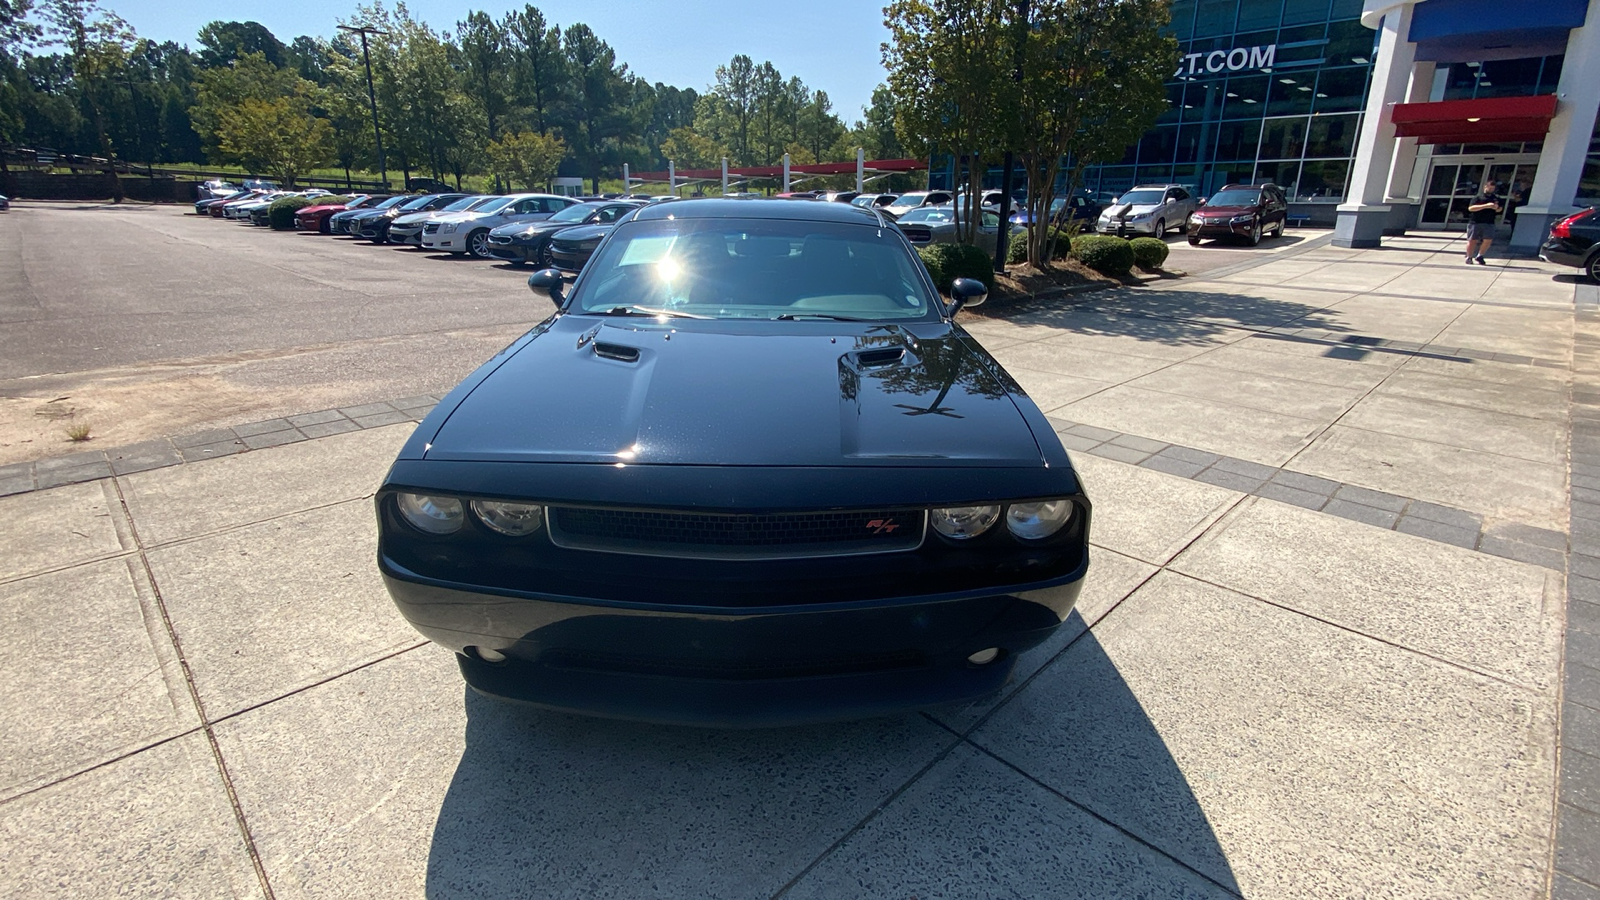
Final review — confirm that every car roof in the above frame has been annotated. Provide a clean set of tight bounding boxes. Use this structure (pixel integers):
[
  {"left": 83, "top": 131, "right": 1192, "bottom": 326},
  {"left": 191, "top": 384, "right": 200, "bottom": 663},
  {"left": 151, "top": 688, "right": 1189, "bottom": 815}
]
[{"left": 630, "top": 197, "right": 883, "bottom": 224}]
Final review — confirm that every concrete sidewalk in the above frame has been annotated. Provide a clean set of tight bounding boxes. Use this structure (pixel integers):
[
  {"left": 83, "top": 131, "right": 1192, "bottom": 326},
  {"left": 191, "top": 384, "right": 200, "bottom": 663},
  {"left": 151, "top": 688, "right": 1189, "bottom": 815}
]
[{"left": 0, "top": 234, "right": 1590, "bottom": 898}]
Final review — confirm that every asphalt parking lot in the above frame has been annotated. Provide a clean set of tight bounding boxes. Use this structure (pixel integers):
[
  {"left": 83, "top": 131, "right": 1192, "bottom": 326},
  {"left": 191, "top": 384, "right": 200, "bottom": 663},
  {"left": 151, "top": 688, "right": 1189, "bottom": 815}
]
[{"left": 2, "top": 202, "right": 1597, "bottom": 898}]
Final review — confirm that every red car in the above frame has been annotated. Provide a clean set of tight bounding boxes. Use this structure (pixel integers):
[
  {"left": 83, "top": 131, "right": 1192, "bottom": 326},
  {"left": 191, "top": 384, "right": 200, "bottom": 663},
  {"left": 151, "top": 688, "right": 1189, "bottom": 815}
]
[{"left": 296, "top": 195, "right": 386, "bottom": 233}]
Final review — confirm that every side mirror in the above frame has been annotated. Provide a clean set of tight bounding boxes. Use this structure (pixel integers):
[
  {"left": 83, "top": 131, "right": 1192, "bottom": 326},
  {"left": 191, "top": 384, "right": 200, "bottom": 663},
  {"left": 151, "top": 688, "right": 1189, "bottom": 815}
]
[
  {"left": 527, "top": 268, "right": 566, "bottom": 304},
  {"left": 948, "top": 277, "right": 988, "bottom": 315},
  {"left": 1197, "top": 198, "right": 1208, "bottom": 207}
]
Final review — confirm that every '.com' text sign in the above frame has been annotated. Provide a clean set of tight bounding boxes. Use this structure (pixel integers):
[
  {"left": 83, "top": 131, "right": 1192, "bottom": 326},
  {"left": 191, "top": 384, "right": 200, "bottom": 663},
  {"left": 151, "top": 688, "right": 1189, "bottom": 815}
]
[{"left": 1174, "top": 44, "right": 1277, "bottom": 78}]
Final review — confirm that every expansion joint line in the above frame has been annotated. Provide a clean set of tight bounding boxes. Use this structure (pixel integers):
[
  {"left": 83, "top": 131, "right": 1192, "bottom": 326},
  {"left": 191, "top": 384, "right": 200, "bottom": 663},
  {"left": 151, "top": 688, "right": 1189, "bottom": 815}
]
[{"left": 108, "top": 475, "right": 278, "bottom": 900}]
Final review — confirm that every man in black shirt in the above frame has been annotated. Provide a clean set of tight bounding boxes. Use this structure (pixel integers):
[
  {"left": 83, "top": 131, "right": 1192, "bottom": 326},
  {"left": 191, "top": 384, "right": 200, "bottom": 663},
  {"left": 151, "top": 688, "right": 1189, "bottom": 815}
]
[{"left": 1464, "top": 180, "right": 1503, "bottom": 265}]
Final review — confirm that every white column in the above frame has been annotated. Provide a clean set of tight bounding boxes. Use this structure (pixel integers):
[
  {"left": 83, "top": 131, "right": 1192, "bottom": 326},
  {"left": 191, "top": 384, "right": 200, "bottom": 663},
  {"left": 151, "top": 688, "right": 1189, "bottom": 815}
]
[
  {"left": 1335, "top": 2, "right": 1416, "bottom": 247},
  {"left": 668, "top": 160, "right": 676, "bottom": 196},
  {"left": 622, "top": 163, "right": 630, "bottom": 192},
  {"left": 782, "top": 153, "right": 791, "bottom": 192},
  {"left": 856, "top": 147, "right": 865, "bottom": 193},
  {"left": 721, "top": 157, "right": 728, "bottom": 195},
  {"left": 1512, "top": 0, "right": 1600, "bottom": 250},
  {"left": 1385, "top": 60, "right": 1435, "bottom": 200}
]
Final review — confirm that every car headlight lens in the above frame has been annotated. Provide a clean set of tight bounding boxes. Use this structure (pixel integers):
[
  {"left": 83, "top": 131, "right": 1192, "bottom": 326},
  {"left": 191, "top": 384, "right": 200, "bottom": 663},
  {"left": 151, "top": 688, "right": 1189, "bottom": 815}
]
[
  {"left": 441, "top": 223, "right": 458, "bottom": 234},
  {"left": 1231, "top": 214, "right": 1255, "bottom": 224},
  {"left": 1005, "top": 500, "right": 1074, "bottom": 541},
  {"left": 470, "top": 499, "right": 544, "bottom": 536},
  {"left": 931, "top": 505, "right": 1001, "bottom": 540},
  {"left": 397, "top": 493, "right": 464, "bottom": 534}
]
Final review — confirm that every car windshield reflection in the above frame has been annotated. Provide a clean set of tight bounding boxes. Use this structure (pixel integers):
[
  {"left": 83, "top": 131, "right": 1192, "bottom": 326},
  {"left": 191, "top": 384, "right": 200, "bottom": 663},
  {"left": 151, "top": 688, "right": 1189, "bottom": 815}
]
[{"left": 568, "top": 219, "right": 938, "bottom": 322}]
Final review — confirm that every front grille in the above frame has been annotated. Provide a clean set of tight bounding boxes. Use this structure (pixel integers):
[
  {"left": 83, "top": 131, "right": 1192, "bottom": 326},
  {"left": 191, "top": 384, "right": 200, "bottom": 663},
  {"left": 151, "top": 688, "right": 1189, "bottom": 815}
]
[
  {"left": 547, "top": 506, "right": 926, "bottom": 559},
  {"left": 551, "top": 240, "right": 577, "bottom": 252},
  {"left": 489, "top": 234, "right": 512, "bottom": 244},
  {"left": 423, "top": 222, "right": 441, "bottom": 233}
]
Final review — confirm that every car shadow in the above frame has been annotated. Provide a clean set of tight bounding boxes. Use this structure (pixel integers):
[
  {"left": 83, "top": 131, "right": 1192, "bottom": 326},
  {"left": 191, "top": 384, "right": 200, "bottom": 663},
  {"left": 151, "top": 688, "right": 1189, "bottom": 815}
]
[
  {"left": 1554, "top": 273, "right": 1596, "bottom": 285},
  {"left": 422, "top": 615, "right": 1240, "bottom": 897}
]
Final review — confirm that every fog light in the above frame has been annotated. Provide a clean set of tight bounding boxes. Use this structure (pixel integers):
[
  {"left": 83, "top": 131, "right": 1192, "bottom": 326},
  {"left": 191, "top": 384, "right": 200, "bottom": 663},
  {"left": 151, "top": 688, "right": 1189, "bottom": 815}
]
[
  {"left": 967, "top": 648, "right": 1001, "bottom": 665},
  {"left": 397, "top": 492, "right": 463, "bottom": 534},
  {"left": 476, "top": 647, "right": 507, "bottom": 663},
  {"left": 931, "top": 505, "right": 1001, "bottom": 539}
]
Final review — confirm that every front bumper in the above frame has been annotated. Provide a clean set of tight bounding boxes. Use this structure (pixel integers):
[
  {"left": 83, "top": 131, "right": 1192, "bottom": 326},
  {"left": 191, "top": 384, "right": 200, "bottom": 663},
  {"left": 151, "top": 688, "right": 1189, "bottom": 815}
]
[
  {"left": 389, "top": 225, "right": 425, "bottom": 245},
  {"left": 380, "top": 559, "right": 1082, "bottom": 727},
  {"left": 487, "top": 242, "right": 535, "bottom": 263},
  {"left": 422, "top": 232, "right": 467, "bottom": 251},
  {"left": 1189, "top": 218, "right": 1255, "bottom": 239},
  {"left": 1099, "top": 219, "right": 1160, "bottom": 235}
]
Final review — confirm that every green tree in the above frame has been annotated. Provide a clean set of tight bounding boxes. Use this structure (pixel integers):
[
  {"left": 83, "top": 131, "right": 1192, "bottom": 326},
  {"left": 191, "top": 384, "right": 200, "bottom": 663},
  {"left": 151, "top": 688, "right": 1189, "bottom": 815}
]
[
  {"left": 456, "top": 11, "right": 506, "bottom": 142},
  {"left": 485, "top": 129, "right": 564, "bottom": 190},
  {"left": 42, "top": 0, "right": 137, "bottom": 201},
  {"left": 215, "top": 94, "right": 333, "bottom": 186},
  {"left": 658, "top": 125, "right": 725, "bottom": 169},
  {"left": 858, "top": 84, "right": 904, "bottom": 159},
  {"left": 190, "top": 51, "right": 303, "bottom": 160},
  {"left": 504, "top": 4, "right": 564, "bottom": 133},
  {"left": 196, "top": 20, "right": 286, "bottom": 68},
  {"left": 560, "top": 23, "right": 636, "bottom": 192}
]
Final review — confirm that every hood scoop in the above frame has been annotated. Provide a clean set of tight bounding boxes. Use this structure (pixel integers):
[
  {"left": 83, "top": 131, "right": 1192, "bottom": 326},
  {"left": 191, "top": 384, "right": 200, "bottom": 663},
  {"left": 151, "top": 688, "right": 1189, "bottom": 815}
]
[
  {"left": 854, "top": 347, "right": 906, "bottom": 368},
  {"left": 593, "top": 342, "right": 641, "bottom": 363}
]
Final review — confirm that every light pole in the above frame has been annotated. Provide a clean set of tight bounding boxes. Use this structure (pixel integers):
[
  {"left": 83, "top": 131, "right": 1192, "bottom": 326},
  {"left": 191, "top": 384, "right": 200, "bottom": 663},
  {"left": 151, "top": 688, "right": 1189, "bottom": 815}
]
[{"left": 338, "top": 24, "right": 389, "bottom": 189}]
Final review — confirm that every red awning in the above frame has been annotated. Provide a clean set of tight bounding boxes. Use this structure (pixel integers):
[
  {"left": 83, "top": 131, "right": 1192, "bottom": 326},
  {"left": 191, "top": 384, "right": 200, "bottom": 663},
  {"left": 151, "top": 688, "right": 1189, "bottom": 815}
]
[
  {"left": 630, "top": 158, "right": 928, "bottom": 183},
  {"left": 1390, "top": 94, "right": 1559, "bottom": 144}
]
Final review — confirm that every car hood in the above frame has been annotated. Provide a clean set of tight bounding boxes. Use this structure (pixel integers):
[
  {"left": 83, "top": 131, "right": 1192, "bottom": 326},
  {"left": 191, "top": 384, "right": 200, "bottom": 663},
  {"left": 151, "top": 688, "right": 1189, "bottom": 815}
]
[
  {"left": 1103, "top": 203, "right": 1162, "bottom": 217},
  {"left": 424, "top": 316, "right": 1044, "bottom": 467},
  {"left": 551, "top": 224, "right": 613, "bottom": 245},
  {"left": 491, "top": 219, "right": 578, "bottom": 238}
]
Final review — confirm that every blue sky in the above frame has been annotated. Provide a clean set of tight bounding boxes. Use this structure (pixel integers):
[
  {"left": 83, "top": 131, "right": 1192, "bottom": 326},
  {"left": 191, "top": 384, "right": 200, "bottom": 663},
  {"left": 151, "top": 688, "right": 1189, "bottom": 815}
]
[{"left": 95, "top": 0, "right": 892, "bottom": 121}]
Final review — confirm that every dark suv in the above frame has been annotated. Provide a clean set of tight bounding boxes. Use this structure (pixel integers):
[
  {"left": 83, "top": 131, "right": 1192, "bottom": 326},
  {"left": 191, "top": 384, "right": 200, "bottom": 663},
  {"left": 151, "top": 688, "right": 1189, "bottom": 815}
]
[
  {"left": 1540, "top": 208, "right": 1600, "bottom": 283},
  {"left": 1188, "top": 183, "right": 1288, "bottom": 246}
]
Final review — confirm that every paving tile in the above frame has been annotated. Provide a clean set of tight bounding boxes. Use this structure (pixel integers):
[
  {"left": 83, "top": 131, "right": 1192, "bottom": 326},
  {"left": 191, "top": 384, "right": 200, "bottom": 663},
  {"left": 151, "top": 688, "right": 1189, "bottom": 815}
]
[
  {"left": 33, "top": 449, "right": 108, "bottom": 472},
  {"left": 1575, "top": 502, "right": 1600, "bottom": 524},
  {"left": 1194, "top": 467, "right": 1267, "bottom": 493},
  {"left": 398, "top": 404, "right": 436, "bottom": 419},
  {"left": 1488, "top": 522, "right": 1570, "bottom": 551},
  {"left": 1068, "top": 454, "right": 1241, "bottom": 566},
  {"left": 1139, "top": 454, "right": 1205, "bottom": 479},
  {"left": 1564, "top": 750, "right": 1600, "bottom": 816},
  {"left": 1572, "top": 598, "right": 1600, "bottom": 636},
  {"left": 1394, "top": 515, "right": 1479, "bottom": 549},
  {"left": 1045, "top": 416, "right": 1079, "bottom": 432},
  {"left": 148, "top": 499, "right": 421, "bottom": 718},
  {"left": 1156, "top": 445, "right": 1222, "bottom": 466},
  {"left": 215, "top": 647, "right": 955, "bottom": 898},
  {"left": 353, "top": 410, "right": 414, "bottom": 428},
  {"left": 1066, "top": 423, "right": 1121, "bottom": 442},
  {"left": 1058, "top": 384, "right": 1322, "bottom": 467},
  {"left": 122, "top": 424, "right": 412, "bottom": 545},
  {"left": 107, "top": 439, "right": 182, "bottom": 475},
  {"left": 974, "top": 572, "right": 1555, "bottom": 899},
  {"left": 1173, "top": 497, "right": 1561, "bottom": 690},
  {"left": 1570, "top": 704, "right": 1600, "bottom": 759},
  {"left": 1056, "top": 431, "right": 1103, "bottom": 452},
  {"left": 1577, "top": 556, "right": 1600, "bottom": 582},
  {"left": 0, "top": 733, "right": 258, "bottom": 898},
  {"left": 170, "top": 429, "right": 239, "bottom": 450},
  {"left": 783, "top": 745, "right": 1236, "bottom": 900},
  {"left": 1211, "top": 456, "right": 1278, "bottom": 480},
  {"left": 1553, "top": 872, "right": 1600, "bottom": 900},
  {"left": 390, "top": 395, "right": 440, "bottom": 409},
  {"left": 286, "top": 409, "right": 347, "bottom": 427},
  {"left": 1266, "top": 469, "right": 1340, "bottom": 496},
  {"left": 0, "top": 559, "right": 195, "bottom": 800},
  {"left": 1086, "top": 442, "right": 1151, "bottom": 465},
  {"left": 338, "top": 402, "right": 399, "bottom": 419},
  {"left": 1571, "top": 627, "right": 1600, "bottom": 667},
  {"left": 299, "top": 418, "right": 362, "bottom": 439},
  {"left": 178, "top": 440, "right": 246, "bottom": 463},
  {"left": 1331, "top": 483, "right": 1409, "bottom": 512},
  {"left": 1479, "top": 536, "right": 1566, "bottom": 571},
  {"left": 232, "top": 417, "right": 294, "bottom": 438},
  {"left": 1402, "top": 499, "right": 1484, "bottom": 531},
  {"left": 239, "top": 429, "right": 306, "bottom": 451},
  {"left": 1253, "top": 481, "right": 1327, "bottom": 511},
  {"left": 1559, "top": 802, "right": 1600, "bottom": 887},
  {"left": 1572, "top": 663, "right": 1600, "bottom": 711},
  {"left": 0, "top": 472, "right": 32, "bottom": 497},
  {"left": 1108, "top": 433, "right": 1168, "bottom": 454}
]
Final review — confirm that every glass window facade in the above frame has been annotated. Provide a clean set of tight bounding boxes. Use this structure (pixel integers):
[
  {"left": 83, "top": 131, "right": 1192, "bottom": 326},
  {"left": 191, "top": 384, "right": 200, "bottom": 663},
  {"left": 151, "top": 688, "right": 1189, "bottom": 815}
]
[{"left": 1080, "top": 0, "right": 1375, "bottom": 204}]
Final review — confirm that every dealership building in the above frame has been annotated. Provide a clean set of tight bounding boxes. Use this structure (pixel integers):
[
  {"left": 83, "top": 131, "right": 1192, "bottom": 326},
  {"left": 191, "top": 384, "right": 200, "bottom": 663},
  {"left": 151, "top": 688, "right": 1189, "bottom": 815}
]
[{"left": 937, "top": 0, "right": 1599, "bottom": 249}]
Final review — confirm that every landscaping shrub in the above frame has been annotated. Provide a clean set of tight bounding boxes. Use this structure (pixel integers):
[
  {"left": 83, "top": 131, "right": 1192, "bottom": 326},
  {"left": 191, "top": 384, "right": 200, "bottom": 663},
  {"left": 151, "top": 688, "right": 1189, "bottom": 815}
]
[
  {"left": 917, "top": 242, "right": 995, "bottom": 293},
  {"left": 1071, "top": 234, "right": 1136, "bottom": 276},
  {"left": 1005, "top": 226, "right": 1072, "bottom": 265},
  {"left": 269, "top": 195, "right": 317, "bottom": 230},
  {"left": 1129, "top": 236, "right": 1169, "bottom": 270}
]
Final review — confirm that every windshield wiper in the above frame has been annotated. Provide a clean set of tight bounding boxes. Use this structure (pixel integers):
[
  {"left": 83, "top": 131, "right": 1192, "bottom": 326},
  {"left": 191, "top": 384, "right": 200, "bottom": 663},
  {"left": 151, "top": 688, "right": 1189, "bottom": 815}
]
[
  {"left": 772, "top": 313, "right": 870, "bottom": 321},
  {"left": 596, "top": 306, "right": 709, "bottom": 319}
]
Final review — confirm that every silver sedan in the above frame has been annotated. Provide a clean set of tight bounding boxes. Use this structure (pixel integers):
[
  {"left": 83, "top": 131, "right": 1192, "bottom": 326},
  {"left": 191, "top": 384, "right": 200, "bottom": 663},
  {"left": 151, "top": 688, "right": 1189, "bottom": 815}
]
[{"left": 893, "top": 206, "right": 1023, "bottom": 255}]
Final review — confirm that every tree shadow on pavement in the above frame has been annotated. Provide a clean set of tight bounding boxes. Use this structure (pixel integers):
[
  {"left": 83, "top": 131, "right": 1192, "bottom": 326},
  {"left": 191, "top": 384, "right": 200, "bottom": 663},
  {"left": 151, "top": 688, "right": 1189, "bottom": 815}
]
[
  {"left": 989, "top": 286, "right": 1351, "bottom": 348},
  {"left": 422, "top": 612, "right": 1241, "bottom": 898}
]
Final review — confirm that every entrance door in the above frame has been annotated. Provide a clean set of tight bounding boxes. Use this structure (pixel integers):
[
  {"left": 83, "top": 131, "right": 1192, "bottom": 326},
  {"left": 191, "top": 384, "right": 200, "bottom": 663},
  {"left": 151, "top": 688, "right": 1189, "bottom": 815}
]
[{"left": 1418, "top": 154, "right": 1539, "bottom": 230}]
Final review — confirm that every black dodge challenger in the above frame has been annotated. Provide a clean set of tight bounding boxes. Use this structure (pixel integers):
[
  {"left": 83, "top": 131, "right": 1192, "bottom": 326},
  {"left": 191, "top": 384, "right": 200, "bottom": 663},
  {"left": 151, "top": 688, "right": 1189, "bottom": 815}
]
[{"left": 377, "top": 198, "right": 1091, "bottom": 726}]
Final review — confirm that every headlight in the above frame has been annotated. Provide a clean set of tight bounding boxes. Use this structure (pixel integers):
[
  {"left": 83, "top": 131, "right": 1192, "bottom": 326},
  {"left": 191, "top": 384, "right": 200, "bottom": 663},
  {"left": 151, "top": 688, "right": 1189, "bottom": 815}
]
[
  {"left": 931, "top": 505, "right": 1000, "bottom": 540},
  {"left": 1131, "top": 213, "right": 1151, "bottom": 221},
  {"left": 470, "top": 499, "right": 544, "bottom": 536},
  {"left": 1230, "top": 214, "right": 1255, "bottom": 224},
  {"left": 441, "top": 223, "right": 459, "bottom": 234},
  {"left": 1005, "top": 500, "right": 1074, "bottom": 541},
  {"left": 397, "top": 493, "right": 463, "bottom": 534}
]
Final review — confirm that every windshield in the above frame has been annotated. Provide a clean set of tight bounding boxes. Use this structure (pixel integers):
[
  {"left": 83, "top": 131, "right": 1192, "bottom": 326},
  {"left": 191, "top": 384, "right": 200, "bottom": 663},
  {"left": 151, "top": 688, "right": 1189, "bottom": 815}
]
[
  {"left": 471, "top": 196, "right": 519, "bottom": 214},
  {"left": 1117, "top": 190, "right": 1165, "bottom": 205},
  {"left": 890, "top": 192, "right": 928, "bottom": 207},
  {"left": 568, "top": 218, "right": 938, "bottom": 322},
  {"left": 1208, "top": 190, "right": 1262, "bottom": 207},
  {"left": 370, "top": 196, "right": 408, "bottom": 209},
  {"left": 551, "top": 202, "right": 603, "bottom": 223},
  {"left": 399, "top": 195, "right": 438, "bottom": 210},
  {"left": 441, "top": 195, "right": 487, "bottom": 212},
  {"left": 898, "top": 208, "right": 954, "bottom": 224}
]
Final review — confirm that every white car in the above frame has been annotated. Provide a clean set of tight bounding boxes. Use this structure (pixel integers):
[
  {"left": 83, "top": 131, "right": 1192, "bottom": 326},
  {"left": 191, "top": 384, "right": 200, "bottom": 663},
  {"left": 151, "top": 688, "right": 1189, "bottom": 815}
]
[
  {"left": 389, "top": 195, "right": 499, "bottom": 246},
  {"left": 1096, "top": 184, "right": 1199, "bottom": 236},
  {"left": 420, "top": 193, "right": 576, "bottom": 258}
]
